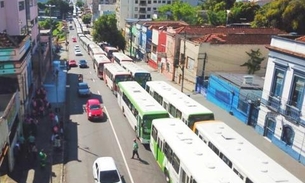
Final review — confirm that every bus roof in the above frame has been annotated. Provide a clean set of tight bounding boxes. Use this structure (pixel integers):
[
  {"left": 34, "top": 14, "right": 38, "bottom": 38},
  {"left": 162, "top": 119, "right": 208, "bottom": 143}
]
[
  {"left": 93, "top": 55, "right": 111, "bottom": 64},
  {"left": 121, "top": 62, "right": 150, "bottom": 76},
  {"left": 113, "top": 52, "right": 133, "bottom": 62},
  {"left": 80, "top": 36, "right": 93, "bottom": 46},
  {"left": 91, "top": 47, "right": 106, "bottom": 56},
  {"left": 104, "top": 63, "right": 130, "bottom": 76},
  {"left": 146, "top": 81, "right": 213, "bottom": 116},
  {"left": 104, "top": 46, "right": 118, "bottom": 51},
  {"left": 118, "top": 81, "right": 168, "bottom": 116},
  {"left": 152, "top": 118, "right": 244, "bottom": 183},
  {"left": 194, "top": 121, "right": 303, "bottom": 183}
]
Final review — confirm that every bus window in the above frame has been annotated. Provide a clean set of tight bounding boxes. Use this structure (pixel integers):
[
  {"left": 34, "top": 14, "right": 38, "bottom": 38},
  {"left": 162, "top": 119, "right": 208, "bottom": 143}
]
[
  {"left": 233, "top": 168, "right": 244, "bottom": 180},
  {"left": 220, "top": 152, "right": 232, "bottom": 168},
  {"left": 176, "top": 110, "right": 182, "bottom": 119},
  {"left": 163, "top": 102, "right": 168, "bottom": 110},
  {"left": 208, "top": 142, "right": 220, "bottom": 155},
  {"left": 172, "top": 153, "right": 180, "bottom": 174}
]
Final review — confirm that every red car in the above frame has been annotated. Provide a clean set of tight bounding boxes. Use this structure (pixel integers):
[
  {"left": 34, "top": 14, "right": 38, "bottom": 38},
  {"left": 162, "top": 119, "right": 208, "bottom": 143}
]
[
  {"left": 72, "top": 37, "right": 77, "bottom": 42},
  {"left": 85, "top": 99, "right": 103, "bottom": 120},
  {"left": 68, "top": 60, "right": 77, "bottom": 67}
]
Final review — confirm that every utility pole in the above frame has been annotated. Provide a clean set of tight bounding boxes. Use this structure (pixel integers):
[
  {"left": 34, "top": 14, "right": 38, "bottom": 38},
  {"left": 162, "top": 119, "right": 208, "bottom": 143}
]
[
  {"left": 180, "top": 30, "right": 186, "bottom": 92},
  {"left": 201, "top": 53, "right": 207, "bottom": 80},
  {"left": 129, "top": 24, "right": 132, "bottom": 57}
]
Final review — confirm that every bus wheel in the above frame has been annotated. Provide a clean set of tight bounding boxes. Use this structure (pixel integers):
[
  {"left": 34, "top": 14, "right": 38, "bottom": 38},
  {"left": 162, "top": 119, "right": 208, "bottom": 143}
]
[{"left": 164, "top": 169, "right": 170, "bottom": 183}]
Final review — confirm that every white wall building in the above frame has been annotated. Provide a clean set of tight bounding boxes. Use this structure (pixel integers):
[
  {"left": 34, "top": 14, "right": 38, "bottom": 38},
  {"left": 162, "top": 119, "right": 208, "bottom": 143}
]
[
  {"left": 115, "top": 0, "right": 199, "bottom": 31},
  {"left": 257, "top": 36, "right": 305, "bottom": 164}
]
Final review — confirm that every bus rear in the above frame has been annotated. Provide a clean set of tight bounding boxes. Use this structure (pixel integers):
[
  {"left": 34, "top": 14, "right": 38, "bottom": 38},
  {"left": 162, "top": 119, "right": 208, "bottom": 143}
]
[{"left": 93, "top": 55, "right": 111, "bottom": 79}]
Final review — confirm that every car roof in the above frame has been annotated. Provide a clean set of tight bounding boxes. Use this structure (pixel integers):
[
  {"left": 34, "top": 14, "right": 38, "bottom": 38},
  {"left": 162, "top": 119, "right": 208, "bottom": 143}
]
[
  {"left": 78, "top": 82, "right": 88, "bottom": 86},
  {"left": 94, "top": 157, "right": 117, "bottom": 171},
  {"left": 87, "top": 99, "right": 100, "bottom": 104},
  {"left": 79, "top": 60, "right": 86, "bottom": 62}
]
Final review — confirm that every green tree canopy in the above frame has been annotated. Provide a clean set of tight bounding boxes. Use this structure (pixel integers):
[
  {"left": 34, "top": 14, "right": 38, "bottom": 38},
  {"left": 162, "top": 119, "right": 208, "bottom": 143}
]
[
  {"left": 252, "top": 0, "right": 305, "bottom": 34},
  {"left": 93, "top": 14, "right": 126, "bottom": 51},
  {"left": 46, "top": 0, "right": 73, "bottom": 18},
  {"left": 82, "top": 14, "right": 92, "bottom": 24},
  {"left": 229, "top": 2, "right": 260, "bottom": 23},
  {"left": 157, "top": 1, "right": 199, "bottom": 25},
  {"left": 76, "top": 0, "right": 84, "bottom": 8},
  {"left": 240, "top": 49, "right": 265, "bottom": 74}
]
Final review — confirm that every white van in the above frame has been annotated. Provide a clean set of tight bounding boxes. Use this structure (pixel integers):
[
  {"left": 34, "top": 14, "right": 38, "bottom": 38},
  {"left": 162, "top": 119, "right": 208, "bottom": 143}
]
[{"left": 92, "top": 157, "right": 122, "bottom": 183}]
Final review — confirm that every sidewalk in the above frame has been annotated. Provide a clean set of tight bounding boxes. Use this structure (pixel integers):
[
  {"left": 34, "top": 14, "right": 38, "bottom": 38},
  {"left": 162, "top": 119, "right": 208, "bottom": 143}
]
[
  {"left": 0, "top": 44, "right": 67, "bottom": 183},
  {"left": 136, "top": 61, "right": 305, "bottom": 182}
]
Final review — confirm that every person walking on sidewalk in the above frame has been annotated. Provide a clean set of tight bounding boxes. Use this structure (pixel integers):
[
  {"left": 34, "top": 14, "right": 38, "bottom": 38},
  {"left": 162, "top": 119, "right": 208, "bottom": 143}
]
[{"left": 131, "top": 139, "right": 140, "bottom": 159}]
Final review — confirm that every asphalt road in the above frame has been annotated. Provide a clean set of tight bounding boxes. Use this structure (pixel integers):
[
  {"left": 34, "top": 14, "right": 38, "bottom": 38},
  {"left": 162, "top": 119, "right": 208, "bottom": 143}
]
[{"left": 64, "top": 27, "right": 167, "bottom": 183}]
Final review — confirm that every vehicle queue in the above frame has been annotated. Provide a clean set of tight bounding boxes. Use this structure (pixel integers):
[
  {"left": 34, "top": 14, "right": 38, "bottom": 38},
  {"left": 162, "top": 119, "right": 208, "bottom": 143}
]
[{"left": 69, "top": 18, "right": 303, "bottom": 183}]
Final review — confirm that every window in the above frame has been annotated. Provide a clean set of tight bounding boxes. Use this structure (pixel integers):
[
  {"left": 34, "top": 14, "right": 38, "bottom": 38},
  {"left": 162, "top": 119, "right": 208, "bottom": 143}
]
[
  {"left": 208, "top": 142, "right": 219, "bottom": 155},
  {"left": 153, "top": 7, "right": 157, "bottom": 10},
  {"left": 135, "top": 0, "right": 138, "bottom": 3},
  {"left": 152, "top": 125, "right": 158, "bottom": 141},
  {"left": 147, "top": 7, "right": 151, "bottom": 11},
  {"left": 147, "top": 14, "right": 151, "bottom": 18},
  {"left": 163, "top": 142, "right": 172, "bottom": 162},
  {"left": 152, "top": 45, "right": 157, "bottom": 53},
  {"left": 29, "top": 0, "right": 33, "bottom": 6},
  {"left": 0, "top": 1, "right": 4, "bottom": 8},
  {"left": 169, "top": 104, "right": 176, "bottom": 117},
  {"left": 220, "top": 152, "right": 232, "bottom": 168},
  {"left": 162, "top": 1, "right": 165, "bottom": 3},
  {"left": 163, "top": 102, "right": 168, "bottom": 110},
  {"left": 134, "top": 14, "right": 138, "bottom": 18},
  {"left": 281, "top": 125, "right": 294, "bottom": 145},
  {"left": 176, "top": 110, "right": 182, "bottom": 119},
  {"left": 171, "top": 153, "right": 180, "bottom": 174},
  {"left": 135, "top": 7, "right": 138, "bottom": 11},
  {"left": 153, "top": 0, "right": 157, "bottom": 3},
  {"left": 233, "top": 168, "right": 244, "bottom": 180},
  {"left": 289, "top": 75, "right": 305, "bottom": 108},
  {"left": 271, "top": 68, "right": 285, "bottom": 97},
  {"left": 148, "top": 1, "right": 151, "bottom": 4},
  {"left": 167, "top": 0, "right": 171, "bottom": 4},
  {"left": 186, "top": 57, "right": 195, "bottom": 70},
  {"left": 19, "top": 1, "right": 25, "bottom": 11}
]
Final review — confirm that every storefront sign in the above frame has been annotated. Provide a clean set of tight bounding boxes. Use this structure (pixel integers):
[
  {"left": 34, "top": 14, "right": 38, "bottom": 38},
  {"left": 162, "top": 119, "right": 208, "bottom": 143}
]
[{"left": 0, "top": 63, "right": 16, "bottom": 74}]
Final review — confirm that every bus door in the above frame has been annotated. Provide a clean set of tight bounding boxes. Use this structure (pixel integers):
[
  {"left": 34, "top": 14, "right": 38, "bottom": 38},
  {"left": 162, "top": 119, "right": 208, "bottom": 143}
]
[{"left": 137, "top": 115, "right": 141, "bottom": 138}]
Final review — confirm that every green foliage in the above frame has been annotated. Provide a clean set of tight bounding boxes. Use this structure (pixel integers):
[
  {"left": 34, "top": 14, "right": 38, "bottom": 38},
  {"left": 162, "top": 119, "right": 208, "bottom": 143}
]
[
  {"left": 76, "top": 0, "right": 84, "bottom": 8},
  {"left": 93, "top": 14, "right": 126, "bottom": 51},
  {"left": 229, "top": 2, "right": 260, "bottom": 23},
  {"left": 157, "top": 1, "right": 198, "bottom": 25},
  {"left": 82, "top": 14, "right": 92, "bottom": 24},
  {"left": 252, "top": 0, "right": 305, "bottom": 34},
  {"left": 46, "top": 0, "right": 72, "bottom": 18},
  {"left": 207, "top": 10, "right": 226, "bottom": 25},
  {"left": 240, "top": 49, "right": 265, "bottom": 74},
  {"left": 38, "top": 2, "right": 46, "bottom": 10}
]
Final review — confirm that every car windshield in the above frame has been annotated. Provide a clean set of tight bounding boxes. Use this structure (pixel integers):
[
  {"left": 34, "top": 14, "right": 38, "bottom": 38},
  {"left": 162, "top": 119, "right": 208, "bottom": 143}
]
[
  {"left": 90, "top": 104, "right": 100, "bottom": 110},
  {"left": 99, "top": 170, "right": 120, "bottom": 183},
  {"left": 79, "top": 84, "right": 88, "bottom": 89},
  {"left": 80, "top": 60, "right": 86, "bottom": 64}
]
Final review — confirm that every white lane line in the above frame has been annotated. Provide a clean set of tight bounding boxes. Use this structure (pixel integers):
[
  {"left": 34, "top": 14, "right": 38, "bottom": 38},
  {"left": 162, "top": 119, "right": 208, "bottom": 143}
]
[
  {"left": 92, "top": 78, "right": 95, "bottom": 82},
  {"left": 97, "top": 90, "right": 100, "bottom": 95},
  {"left": 104, "top": 106, "right": 135, "bottom": 183}
]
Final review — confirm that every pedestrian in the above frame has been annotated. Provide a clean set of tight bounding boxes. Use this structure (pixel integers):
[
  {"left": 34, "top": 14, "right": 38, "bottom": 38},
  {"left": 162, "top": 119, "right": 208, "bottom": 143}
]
[
  {"left": 31, "top": 145, "right": 38, "bottom": 161},
  {"left": 39, "top": 149, "right": 47, "bottom": 168},
  {"left": 131, "top": 139, "right": 140, "bottom": 159}
]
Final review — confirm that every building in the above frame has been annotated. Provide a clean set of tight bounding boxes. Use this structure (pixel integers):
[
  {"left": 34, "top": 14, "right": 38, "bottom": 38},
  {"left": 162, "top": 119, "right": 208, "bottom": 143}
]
[
  {"left": 257, "top": 36, "right": 305, "bottom": 164},
  {"left": 115, "top": 0, "right": 198, "bottom": 31},
  {"left": 0, "top": 0, "right": 40, "bottom": 172},
  {"left": 206, "top": 72, "right": 263, "bottom": 125}
]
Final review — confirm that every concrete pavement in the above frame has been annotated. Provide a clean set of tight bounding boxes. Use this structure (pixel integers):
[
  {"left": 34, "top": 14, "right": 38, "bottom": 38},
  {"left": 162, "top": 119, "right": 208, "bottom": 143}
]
[{"left": 135, "top": 61, "right": 305, "bottom": 182}]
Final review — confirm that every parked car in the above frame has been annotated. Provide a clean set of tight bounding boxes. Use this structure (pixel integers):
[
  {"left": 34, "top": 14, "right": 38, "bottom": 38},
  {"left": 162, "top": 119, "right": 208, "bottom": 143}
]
[
  {"left": 74, "top": 45, "right": 80, "bottom": 50},
  {"left": 75, "top": 50, "right": 82, "bottom": 56},
  {"left": 78, "top": 60, "right": 88, "bottom": 68},
  {"left": 78, "top": 82, "right": 91, "bottom": 97},
  {"left": 92, "top": 157, "right": 122, "bottom": 183},
  {"left": 68, "top": 60, "right": 77, "bottom": 67},
  {"left": 72, "top": 37, "right": 77, "bottom": 42},
  {"left": 85, "top": 99, "right": 103, "bottom": 121}
]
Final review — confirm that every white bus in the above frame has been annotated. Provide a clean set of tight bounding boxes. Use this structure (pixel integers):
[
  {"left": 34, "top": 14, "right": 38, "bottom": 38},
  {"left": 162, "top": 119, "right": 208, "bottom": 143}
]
[
  {"left": 79, "top": 36, "right": 94, "bottom": 53},
  {"left": 146, "top": 81, "right": 214, "bottom": 129},
  {"left": 120, "top": 62, "right": 151, "bottom": 88},
  {"left": 103, "top": 63, "right": 132, "bottom": 94},
  {"left": 104, "top": 46, "right": 118, "bottom": 59},
  {"left": 151, "top": 118, "right": 244, "bottom": 183},
  {"left": 117, "top": 81, "right": 169, "bottom": 143},
  {"left": 88, "top": 44, "right": 106, "bottom": 58},
  {"left": 81, "top": 25, "right": 90, "bottom": 34},
  {"left": 193, "top": 121, "right": 303, "bottom": 183},
  {"left": 113, "top": 52, "right": 133, "bottom": 65},
  {"left": 93, "top": 55, "right": 111, "bottom": 79}
]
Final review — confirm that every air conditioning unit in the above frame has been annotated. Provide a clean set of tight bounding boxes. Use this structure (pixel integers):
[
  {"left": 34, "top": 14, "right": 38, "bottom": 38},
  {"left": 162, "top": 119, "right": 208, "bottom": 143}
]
[{"left": 243, "top": 75, "right": 254, "bottom": 84}]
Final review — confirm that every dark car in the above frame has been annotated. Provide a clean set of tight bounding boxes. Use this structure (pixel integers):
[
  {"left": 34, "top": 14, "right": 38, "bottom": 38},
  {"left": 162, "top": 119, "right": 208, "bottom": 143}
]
[
  {"left": 79, "top": 60, "right": 88, "bottom": 68},
  {"left": 78, "top": 82, "right": 91, "bottom": 96}
]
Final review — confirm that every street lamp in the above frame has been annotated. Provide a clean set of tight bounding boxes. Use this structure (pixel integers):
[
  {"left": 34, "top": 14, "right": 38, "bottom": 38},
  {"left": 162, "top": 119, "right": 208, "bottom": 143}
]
[
  {"left": 180, "top": 30, "right": 187, "bottom": 92},
  {"left": 46, "top": 4, "right": 56, "bottom": 64}
]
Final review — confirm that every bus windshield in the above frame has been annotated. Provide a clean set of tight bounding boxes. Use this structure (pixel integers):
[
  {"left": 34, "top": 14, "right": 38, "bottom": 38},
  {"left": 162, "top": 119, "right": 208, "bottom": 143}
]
[
  {"left": 114, "top": 75, "right": 132, "bottom": 83},
  {"left": 188, "top": 114, "right": 215, "bottom": 129},
  {"left": 134, "top": 73, "right": 151, "bottom": 87},
  {"left": 142, "top": 114, "right": 169, "bottom": 138},
  {"left": 98, "top": 64, "right": 104, "bottom": 72}
]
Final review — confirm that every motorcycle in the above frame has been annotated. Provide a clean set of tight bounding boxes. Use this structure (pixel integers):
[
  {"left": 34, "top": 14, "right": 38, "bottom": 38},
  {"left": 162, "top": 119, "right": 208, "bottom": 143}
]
[{"left": 78, "top": 74, "right": 83, "bottom": 82}]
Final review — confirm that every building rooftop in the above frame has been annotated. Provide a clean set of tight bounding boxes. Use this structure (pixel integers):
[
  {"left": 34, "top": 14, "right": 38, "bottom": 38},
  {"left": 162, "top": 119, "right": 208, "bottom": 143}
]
[
  {"left": 215, "top": 72, "right": 264, "bottom": 89},
  {"left": 0, "top": 33, "right": 27, "bottom": 48}
]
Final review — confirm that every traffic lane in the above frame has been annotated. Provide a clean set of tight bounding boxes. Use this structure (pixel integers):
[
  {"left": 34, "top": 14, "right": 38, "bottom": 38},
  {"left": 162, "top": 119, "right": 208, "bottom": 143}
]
[
  {"left": 99, "top": 80, "right": 167, "bottom": 183},
  {"left": 65, "top": 66, "right": 131, "bottom": 183}
]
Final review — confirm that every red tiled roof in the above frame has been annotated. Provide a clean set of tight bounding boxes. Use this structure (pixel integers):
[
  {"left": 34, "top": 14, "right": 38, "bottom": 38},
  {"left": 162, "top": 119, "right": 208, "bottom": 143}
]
[
  {"left": 173, "top": 26, "right": 286, "bottom": 35},
  {"left": 296, "top": 36, "right": 305, "bottom": 42},
  {"left": 266, "top": 45, "right": 305, "bottom": 59},
  {"left": 191, "top": 33, "right": 274, "bottom": 44}
]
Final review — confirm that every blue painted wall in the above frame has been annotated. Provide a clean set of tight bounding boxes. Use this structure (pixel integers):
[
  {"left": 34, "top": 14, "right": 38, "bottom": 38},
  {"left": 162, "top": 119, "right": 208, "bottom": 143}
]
[{"left": 206, "top": 74, "right": 249, "bottom": 124}]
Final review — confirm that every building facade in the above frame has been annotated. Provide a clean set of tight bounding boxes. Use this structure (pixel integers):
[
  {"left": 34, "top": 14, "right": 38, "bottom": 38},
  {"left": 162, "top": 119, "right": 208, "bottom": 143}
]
[
  {"left": 0, "top": 0, "right": 40, "bottom": 172},
  {"left": 257, "top": 36, "right": 305, "bottom": 164}
]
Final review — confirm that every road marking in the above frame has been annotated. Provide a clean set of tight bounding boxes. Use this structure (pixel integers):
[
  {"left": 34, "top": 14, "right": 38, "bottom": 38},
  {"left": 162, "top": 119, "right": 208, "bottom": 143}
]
[
  {"left": 92, "top": 78, "right": 95, "bottom": 82},
  {"left": 97, "top": 90, "right": 100, "bottom": 95},
  {"left": 104, "top": 106, "right": 135, "bottom": 183}
]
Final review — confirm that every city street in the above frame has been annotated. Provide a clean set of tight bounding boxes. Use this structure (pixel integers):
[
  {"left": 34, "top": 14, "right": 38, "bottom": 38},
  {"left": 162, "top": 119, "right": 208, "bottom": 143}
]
[{"left": 63, "top": 27, "right": 167, "bottom": 183}]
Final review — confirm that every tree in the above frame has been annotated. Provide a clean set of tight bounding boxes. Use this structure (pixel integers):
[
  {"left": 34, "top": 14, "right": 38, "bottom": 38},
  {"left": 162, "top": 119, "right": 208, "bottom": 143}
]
[
  {"left": 93, "top": 14, "right": 126, "bottom": 51},
  {"left": 82, "top": 14, "right": 92, "bottom": 24},
  {"left": 46, "top": 0, "right": 72, "bottom": 18},
  {"left": 252, "top": 0, "right": 305, "bottom": 34},
  {"left": 229, "top": 2, "right": 260, "bottom": 23},
  {"left": 240, "top": 49, "right": 265, "bottom": 74},
  {"left": 76, "top": 0, "right": 84, "bottom": 8},
  {"left": 157, "top": 1, "right": 198, "bottom": 25}
]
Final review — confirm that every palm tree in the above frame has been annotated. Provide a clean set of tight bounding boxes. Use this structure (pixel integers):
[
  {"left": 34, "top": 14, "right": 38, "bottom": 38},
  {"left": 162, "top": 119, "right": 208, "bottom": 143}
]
[{"left": 240, "top": 49, "right": 265, "bottom": 74}]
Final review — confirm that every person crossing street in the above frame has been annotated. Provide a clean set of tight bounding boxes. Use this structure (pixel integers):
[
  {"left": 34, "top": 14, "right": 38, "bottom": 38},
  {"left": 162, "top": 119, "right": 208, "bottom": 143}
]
[{"left": 131, "top": 139, "right": 140, "bottom": 159}]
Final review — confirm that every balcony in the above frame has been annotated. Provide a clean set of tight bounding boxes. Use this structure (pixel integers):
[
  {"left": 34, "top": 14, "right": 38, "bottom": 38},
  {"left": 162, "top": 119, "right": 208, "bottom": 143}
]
[
  {"left": 285, "top": 103, "right": 301, "bottom": 124},
  {"left": 139, "top": 8, "right": 146, "bottom": 14},
  {"left": 267, "top": 95, "right": 281, "bottom": 112},
  {"left": 139, "top": 1, "right": 147, "bottom": 6}
]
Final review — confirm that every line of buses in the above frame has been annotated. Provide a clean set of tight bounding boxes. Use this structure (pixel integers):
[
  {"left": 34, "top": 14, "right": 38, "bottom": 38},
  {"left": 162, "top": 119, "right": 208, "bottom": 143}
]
[
  {"left": 116, "top": 81, "right": 302, "bottom": 183},
  {"left": 72, "top": 18, "right": 302, "bottom": 183}
]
